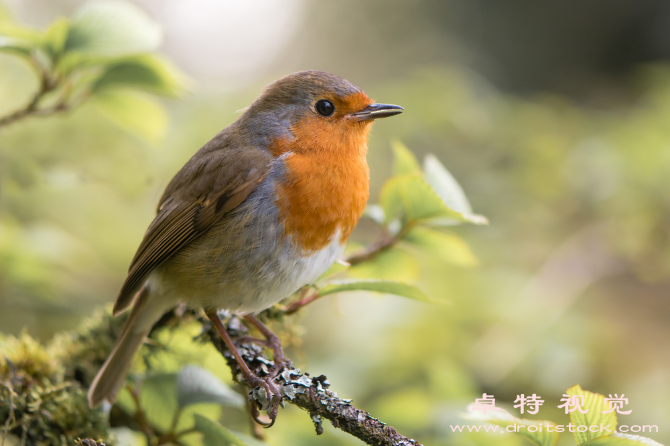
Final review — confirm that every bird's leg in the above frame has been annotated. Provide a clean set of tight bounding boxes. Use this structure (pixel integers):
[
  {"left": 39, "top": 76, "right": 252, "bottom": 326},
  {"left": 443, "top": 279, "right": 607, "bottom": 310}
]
[
  {"left": 242, "top": 314, "right": 292, "bottom": 371},
  {"left": 205, "top": 310, "right": 281, "bottom": 427}
]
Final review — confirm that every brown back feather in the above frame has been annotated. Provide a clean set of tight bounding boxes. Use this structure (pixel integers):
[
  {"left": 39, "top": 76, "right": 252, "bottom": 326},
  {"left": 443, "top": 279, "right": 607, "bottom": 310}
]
[{"left": 113, "top": 146, "right": 272, "bottom": 315}]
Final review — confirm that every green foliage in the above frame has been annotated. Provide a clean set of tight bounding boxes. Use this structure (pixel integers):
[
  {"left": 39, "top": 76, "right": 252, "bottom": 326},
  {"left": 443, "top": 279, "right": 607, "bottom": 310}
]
[
  {"left": 566, "top": 385, "right": 618, "bottom": 445},
  {"left": 467, "top": 386, "right": 660, "bottom": 446},
  {"left": 176, "top": 365, "right": 245, "bottom": 409},
  {"left": 317, "top": 279, "right": 437, "bottom": 303},
  {"left": 0, "top": 0, "right": 187, "bottom": 140},
  {"left": 0, "top": 333, "right": 110, "bottom": 445},
  {"left": 466, "top": 405, "right": 559, "bottom": 446}
]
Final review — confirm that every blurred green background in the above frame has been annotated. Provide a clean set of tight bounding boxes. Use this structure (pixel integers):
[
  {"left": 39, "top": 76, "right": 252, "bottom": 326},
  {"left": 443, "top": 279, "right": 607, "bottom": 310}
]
[{"left": 1, "top": 1, "right": 669, "bottom": 445}]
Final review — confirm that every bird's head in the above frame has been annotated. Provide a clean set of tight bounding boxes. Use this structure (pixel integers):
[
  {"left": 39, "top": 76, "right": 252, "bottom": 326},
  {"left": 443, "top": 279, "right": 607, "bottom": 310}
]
[{"left": 242, "top": 71, "right": 403, "bottom": 156}]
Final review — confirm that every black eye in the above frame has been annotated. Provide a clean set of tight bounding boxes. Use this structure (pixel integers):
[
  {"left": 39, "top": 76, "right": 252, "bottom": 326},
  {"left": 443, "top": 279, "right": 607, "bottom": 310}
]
[{"left": 315, "top": 99, "right": 335, "bottom": 117}]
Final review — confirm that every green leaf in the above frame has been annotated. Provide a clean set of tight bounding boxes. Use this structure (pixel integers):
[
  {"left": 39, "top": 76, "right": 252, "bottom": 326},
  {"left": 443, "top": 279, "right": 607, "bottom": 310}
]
[
  {"left": 0, "top": 35, "right": 32, "bottom": 56},
  {"left": 0, "top": 22, "right": 42, "bottom": 57},
  {"left": 585, "top": 434, "right": 663, "bottom": 446},
  {"left": 424, "top": 154, "right": 488, "bottom": 224},
  {"left": 318, "top": 279, "right": 437, "bottom": 303},
  {"left": 566, "top": 385, "right": 618, "bottom": 446},
  {"left": 391, "top": 140, "right": 421, "bottom": 175},
  {"left": 92, "top": 54, "right": 188, "bottom": 98},
  {"left": 380, "top": 174, "right": 462, "bottom": 222},
  {"left": 348, "top": 247, "right": 419, "bottom": 282},
  {"left": 404, "top": 226, "right": 478, "bottom": 267},
  {"left": 363, "top": 203, "right": 386, "bottom": 227},
  {"left": 42, "top": 18, "right": 69, "bottom": 57},
  {"left": 316, "top": 260, "right": 350, "bottom": 283},
  {"left": 64, "top": 0, "right": 161, "bottom": 57},
  {"left": 91, "top": 91, "right": 167, "bottom": 143},
  {"left": 465, "top": 405, "right": 559, "bottom": 446},
  {"left": 176, "top": 365, "right": 244, "bottom": 408},
  {"left": 139, "top": 372, "right": 178, "bottom": 433},
  {"left": 193, "top": 413, "right": 248, "bottom": 446}
]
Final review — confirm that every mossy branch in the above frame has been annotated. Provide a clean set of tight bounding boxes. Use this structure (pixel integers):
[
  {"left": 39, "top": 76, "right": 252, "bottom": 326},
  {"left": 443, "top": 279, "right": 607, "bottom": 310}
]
[{"left": 202, "top": 314, "right": 423, "bottom": 446}]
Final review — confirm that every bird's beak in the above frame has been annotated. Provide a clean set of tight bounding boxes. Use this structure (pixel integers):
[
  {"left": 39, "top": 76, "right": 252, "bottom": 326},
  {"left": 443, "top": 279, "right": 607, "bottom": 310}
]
[{"left": 352, "top": 103, "right": 404, "bottom": 122}]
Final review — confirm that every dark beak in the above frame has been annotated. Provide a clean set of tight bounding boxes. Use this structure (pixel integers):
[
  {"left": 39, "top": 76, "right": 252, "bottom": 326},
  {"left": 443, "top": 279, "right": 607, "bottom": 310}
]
[{"left": 352, "top": 103, "right": 404, "bottom": 121}]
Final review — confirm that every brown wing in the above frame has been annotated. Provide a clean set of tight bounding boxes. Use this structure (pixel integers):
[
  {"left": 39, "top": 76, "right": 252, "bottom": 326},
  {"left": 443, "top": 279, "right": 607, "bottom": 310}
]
[{"left": 112, "top": 146, "right": 272, "bottom": 315}]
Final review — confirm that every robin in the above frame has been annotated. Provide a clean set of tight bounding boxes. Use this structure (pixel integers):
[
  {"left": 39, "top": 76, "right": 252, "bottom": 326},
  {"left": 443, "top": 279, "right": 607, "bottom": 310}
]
[{"left": 87, "top": 70, "right": 403, "bottom": 424}]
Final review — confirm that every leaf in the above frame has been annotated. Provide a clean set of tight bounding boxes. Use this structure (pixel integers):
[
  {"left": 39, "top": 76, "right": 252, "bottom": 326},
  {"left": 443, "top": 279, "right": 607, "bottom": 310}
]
[
  {"left": 0, "top": 21, "right": 42, "bottom": 57},
  {"left": 363, "top": 203, "right": 386, "bottom": 227},
  {"left": 585, "top": 434, "right": 663, "bottom": 446},
  {"left": 391, "top": 140, "right": 421, "bottom": 175},
  {"left": 176, "top": 365, "right": 244, "bottom": 408},
  {"left": 381, "top": 174, "right": 463, "bottom": 222},
  {"left": 424, "top": 154, "right": 488, "bottom": 224},
  {"left": 0, "top": 35, "right": 32, "bottom": 56},
  {"left": 42, "top": 18, "right": 69, "bottom": 57},
  {"left": 93, "top": 54, "right": 188, "bottom": 98},
  {"left": 318, "top": 279, "right": 437, "bottom": 303},
  {"left": 64, "top": 0, "right": 161, "bottom": 57},
  {"left": 193, "top": 413, "right": 248, "bottom": 446},
  {"left": 139, "top": 372, "right": 178, "bottom": 433},
  {"left": 566, "top": 385, "right": 618, "bottom": 446},
  {"left": 403, "top": 226, "right": 479, "bottom": 267},
  {"left": 348, "top": 247, "right": 419, "bottom": 282},
  {"left": 91, "top": 91, "right": 167, "bottom": 143},
  {"left": 315, "top": 260, "right": 350, "bottom": 283},
  {"left": 465, "top": 405, "right": 559, "bottom": 446}
]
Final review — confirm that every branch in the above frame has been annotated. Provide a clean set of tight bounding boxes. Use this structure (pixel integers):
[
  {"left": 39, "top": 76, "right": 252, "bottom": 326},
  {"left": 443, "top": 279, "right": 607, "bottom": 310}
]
[
  {"left": 202, "top": 315, "right": 422, "bottom": 446},
  {"left": 0, "top": 56, "right": 76, "bottom": 128},
  {"left": 345, "top": 222, "right": 414, "bottom": 266}
]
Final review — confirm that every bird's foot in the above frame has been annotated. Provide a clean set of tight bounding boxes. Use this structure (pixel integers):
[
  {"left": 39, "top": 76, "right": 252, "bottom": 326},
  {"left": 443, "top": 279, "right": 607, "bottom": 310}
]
[
  {"left": 245, "top": 372, "right": 283, "bottom": 427},
  {"left": 242, "top": 315, "right": 292, "bottom": 376}
]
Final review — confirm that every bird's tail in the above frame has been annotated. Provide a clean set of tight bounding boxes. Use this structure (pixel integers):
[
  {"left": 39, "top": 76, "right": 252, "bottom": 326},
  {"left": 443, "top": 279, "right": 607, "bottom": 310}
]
[{"left": 87, "top": 286, "right": 172, "bottom": 408}]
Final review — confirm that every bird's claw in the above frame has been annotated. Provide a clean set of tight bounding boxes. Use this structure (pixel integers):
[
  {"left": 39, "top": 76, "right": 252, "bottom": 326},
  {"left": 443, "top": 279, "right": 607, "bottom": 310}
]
[{"left": 246, "top": 374, "right": 282, "bottom": 427}]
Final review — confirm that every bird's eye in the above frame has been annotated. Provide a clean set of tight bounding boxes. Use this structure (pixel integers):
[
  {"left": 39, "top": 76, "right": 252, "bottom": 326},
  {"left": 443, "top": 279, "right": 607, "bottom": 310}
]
[{"left": 315, "top": 99, "right": 335, "bottom": 117}]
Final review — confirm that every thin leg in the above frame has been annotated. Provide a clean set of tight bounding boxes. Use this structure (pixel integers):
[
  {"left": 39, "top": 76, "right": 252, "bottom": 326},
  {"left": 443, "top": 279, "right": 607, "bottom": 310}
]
[
  {"left": 205, "top": 310, "right": 281, "bottom": 427},
  {"left": 243, "top": 315, "right": 291, "bottom": 368}
]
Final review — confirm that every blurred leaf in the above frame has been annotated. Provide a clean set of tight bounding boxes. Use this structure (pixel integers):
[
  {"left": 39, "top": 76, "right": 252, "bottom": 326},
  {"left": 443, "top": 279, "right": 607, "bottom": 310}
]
[
  {"left": 381, "top": 174, "right": 462, "bottom": 222},
  {"left": 193, "top": 413, "right": 248, "bottom": 446},
  {"left": 316, "top": 260, "right": 350, "bottom": 283},
  {"left": 566, "top": 385, "right": 618, "bottom": 446},
  {"left": 139, "top": 372, "right": 178, "bottom": 433},
  {"left": 391, "top": 140, "right": 421, "bottom": 175},
  {"left": 424, "top": 154, "right": 488, "bottom": 224},
  {"left": 114, "top": 386, "right": 137, "bottom": 417},
  {"left": 363, "top": 203, "right": 386, "bottom": 227},
  {"left": 176, "top": 365, "right": 244, "bottom": 409},
  {"left": 404, "top": 226, "right": 478, "bottom": 267},
  {"left": 465, "top": 405, "right": 559, "bottom": 446},
  {"left": 225, "top": 430, "right": 268, "bottom": 446},
  {"left": 0, "top": 21, "right": 43, "bottom": 57},
  {"left": 348, "top": 246, "right": 419, "bottom": 282},
  {"left": 318, "top": 279, "right": 437, "bottom": 303},
  {"left": 0, "top": 35, "right": 32, "bottom": 56},
  {"left": 585, "top": 434, "right": 663, "bottom": 446},
  {"left": 91, "top": 91, "right": 167, "bottom": 143},
  {"left": 64, "top": 0, "right": 161, "bottom": 58},
  {"left": 42, "top": 18, "right": 69, "bottom": 57},
  {"left": 92, "top": 54, "right": 187, "bottom": 98}
]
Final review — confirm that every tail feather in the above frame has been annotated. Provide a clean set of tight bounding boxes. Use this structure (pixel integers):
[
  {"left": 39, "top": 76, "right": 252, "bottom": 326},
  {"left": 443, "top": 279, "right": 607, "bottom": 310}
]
[{"left": 88, "top": 287, "right": 172, "bottom": 408}]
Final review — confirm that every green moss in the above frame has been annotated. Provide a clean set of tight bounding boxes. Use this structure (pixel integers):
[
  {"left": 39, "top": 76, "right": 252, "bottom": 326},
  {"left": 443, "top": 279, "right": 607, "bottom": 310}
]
[{"left": 1, "top": 326, "right": 113, "bottom": 445}]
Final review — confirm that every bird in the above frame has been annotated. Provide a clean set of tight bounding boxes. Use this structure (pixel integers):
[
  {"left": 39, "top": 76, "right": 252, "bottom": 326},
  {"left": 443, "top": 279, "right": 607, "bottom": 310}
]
[{"left": 87, "top": 70, "right": 403, "bottom": 424}]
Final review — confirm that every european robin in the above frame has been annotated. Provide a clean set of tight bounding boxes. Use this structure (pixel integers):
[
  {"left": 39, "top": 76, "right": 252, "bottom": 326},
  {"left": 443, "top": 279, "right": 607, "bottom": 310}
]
[{"left": 87, "top": 71, "right": 403, "bottom": 424}]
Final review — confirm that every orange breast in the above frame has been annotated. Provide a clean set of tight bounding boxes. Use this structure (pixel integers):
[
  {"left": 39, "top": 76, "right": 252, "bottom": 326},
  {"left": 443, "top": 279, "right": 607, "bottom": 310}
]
[{"left": 271, "top": 114, "right": 371, "bottom": 253}]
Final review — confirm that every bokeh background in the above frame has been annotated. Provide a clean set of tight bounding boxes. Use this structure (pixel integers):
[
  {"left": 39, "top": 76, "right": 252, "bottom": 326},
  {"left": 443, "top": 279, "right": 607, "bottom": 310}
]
[{"left": 1, "top": 1, "right": 670, "bottom": 445}]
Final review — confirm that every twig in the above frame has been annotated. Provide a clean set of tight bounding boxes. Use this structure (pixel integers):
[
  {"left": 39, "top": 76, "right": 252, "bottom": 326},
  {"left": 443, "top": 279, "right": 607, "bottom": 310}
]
[
  {"left": 0, "top": 54, "right": 79, "bottom": 129},
  {"left": 203, "top": 315, "right": 422, "bottom": 446},
  {"left": 345, "top": 222, "right": 414, "bottom": 266}
]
